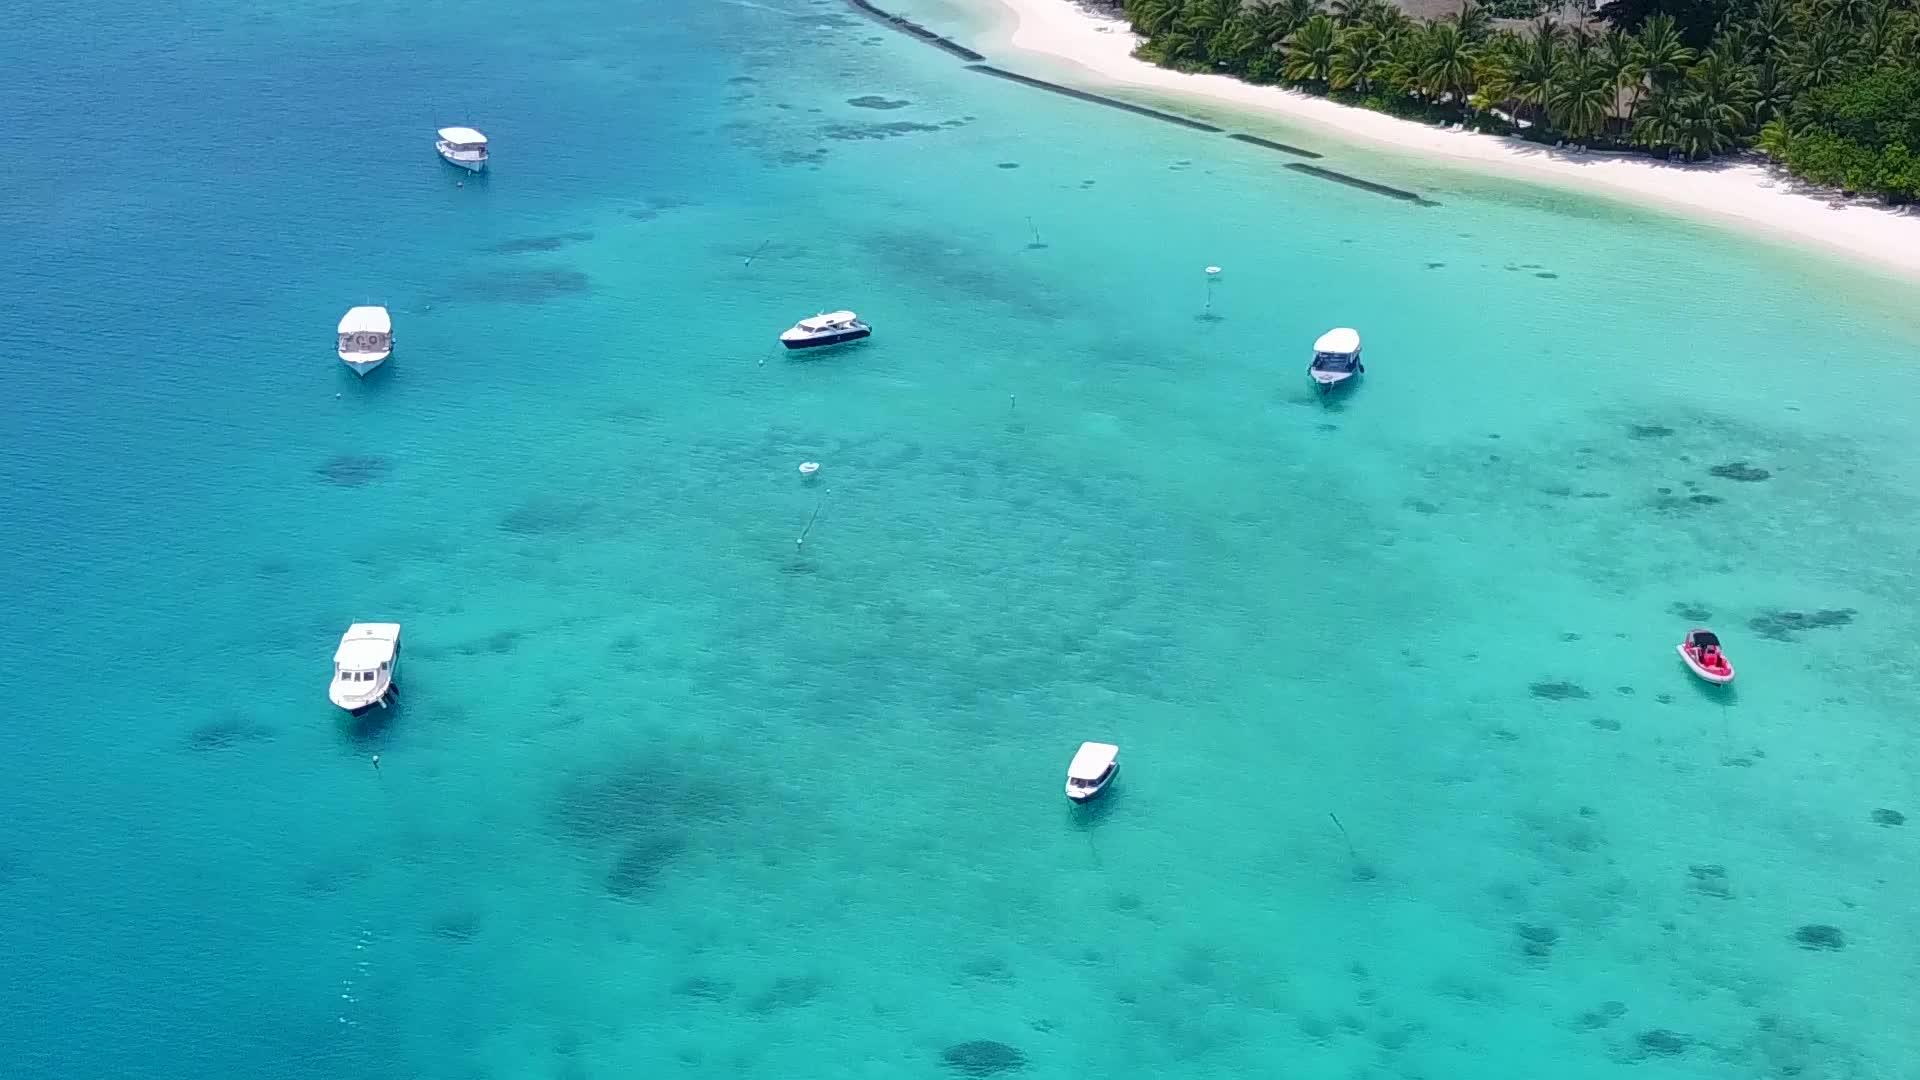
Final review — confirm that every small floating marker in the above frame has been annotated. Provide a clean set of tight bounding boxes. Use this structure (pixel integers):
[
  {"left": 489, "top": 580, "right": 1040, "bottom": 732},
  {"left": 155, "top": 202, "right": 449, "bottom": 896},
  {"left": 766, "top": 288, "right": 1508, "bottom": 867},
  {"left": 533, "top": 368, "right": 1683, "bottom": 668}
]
[
  {"left": 1205, "top": 265, "right": 1222, "bottom": 276},
  {"left": 798, "top": 461, "right": 821, "bottom": 477},
  {"left": 371, "top": 754, "right": 380, "bottom": 771}
]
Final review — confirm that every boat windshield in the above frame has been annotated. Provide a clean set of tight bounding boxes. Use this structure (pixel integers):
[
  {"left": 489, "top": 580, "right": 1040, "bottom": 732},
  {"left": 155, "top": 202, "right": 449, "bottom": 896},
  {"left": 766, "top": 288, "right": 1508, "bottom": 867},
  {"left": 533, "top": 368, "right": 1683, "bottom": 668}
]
[{"left": 1312, "top": 351, "right": 1356, "bottom": 369}]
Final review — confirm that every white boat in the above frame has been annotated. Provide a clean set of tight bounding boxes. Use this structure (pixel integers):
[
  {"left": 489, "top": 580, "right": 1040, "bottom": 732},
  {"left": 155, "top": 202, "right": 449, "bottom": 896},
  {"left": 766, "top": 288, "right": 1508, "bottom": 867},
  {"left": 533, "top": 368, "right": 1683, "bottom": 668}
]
[
  {"left": 779, "top": 310, "right": 871, "bottom": 351},
  {"left": 336, "top": 306, "right": 392, "bottom": 376},
  {"left": 435, "top": 126, "right": 488, "bottom": 172},
  {"left": 1309, "top": 327, "right": 1364, "bottom": 390},
  {"left": 1065, "top": 741, "right": 1119, "bottom": 802},
  {"left": 330, "top": 623, "right": 402, "bottom": 716}
]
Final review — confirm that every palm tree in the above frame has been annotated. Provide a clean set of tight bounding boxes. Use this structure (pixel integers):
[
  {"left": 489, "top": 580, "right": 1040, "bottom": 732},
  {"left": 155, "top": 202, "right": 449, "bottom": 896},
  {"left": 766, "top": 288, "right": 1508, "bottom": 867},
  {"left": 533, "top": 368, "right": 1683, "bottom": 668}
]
[
  {"left": 1472, "top": 30, "right": 1524, "bottom": 119},
  {"left": 1749, "top": 59, "right": 1791, "bottom": 126},
  {"left": 1598, "top": 26, "right": 1644, "bottom": 129},
  {"left": 1687, "top": 43, "right": 1757, "bottom": 139},
  {"left": 1366, "top": 3, "right": 1411, "bottom": 38},
  {"left": 1420, "top": 22, "right": 1480, "bottom": 105},
  {"left": 1549, "top": 53, "right": 1616, "bottom": 140},
  {"left": 1284, "top": 14, "right": 1341, "bottom": 83},
  {"left": 1331, "top": 26, "right": 1390, "bottom": 92},
  {"left": 1154, "top": 26, "right": 1206, "bottom": 62},
  {"left": 1509, "top": 20, "right": 1561, "bottom": 129},
  {"left": 1244, "top": 1, "right": 1286, "bottom": 45},
  {"left": 1180, "top": 0, "right": 1243, "bottom": 49},
  {"left": 1374, "top": 24, "right": 1426, "bottom": 96},
  {"left": 1453, "top": 0, "right": 1492, "bottom": 43},
  {"left": 1634, "top": 14, "right": 1694, "bottom": 92},
  {"left": 1861, "top": 0, "right": 1899, "bottom": 61},
  {"left": 1742, "top": 0, "right": 1793, "bottom": 64},
  {"left": 1788, "top": 29, "right": 1848, "bottom": 92},
  {"left": 1631, "top": 87, "right": 1685, "bottom": 155},
  {"left": 1124, "top": 0, "right": 1183, "bottom": 38},
  {"left": 1276, "top": 0, "right": 1327, "bottom": 38},
  {"left": 1669, "top": 91, "right": 1742, "bottom": 160},
  {"left": 1330, "top": 0, "right": 1377, "bottom": 29}
]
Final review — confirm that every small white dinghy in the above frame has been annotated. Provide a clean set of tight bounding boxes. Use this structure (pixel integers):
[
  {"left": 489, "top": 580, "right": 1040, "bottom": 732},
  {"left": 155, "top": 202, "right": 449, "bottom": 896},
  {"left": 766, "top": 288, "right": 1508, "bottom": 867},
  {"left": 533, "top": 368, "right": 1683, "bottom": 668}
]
[
  {"left": 435, "top": 126, "right": 489, "bottom": 172},
  {"left": 336, "top": 306, "right": 392, "bottom": 376},
  {"left": 1309, "top": 327, "right": 1364, "bottom": 391},
  {"left": 1065, "top": 741, "right": 1119, "bottom": 802},
  {"left": 330, "top": 622, "right": 402, "bottom": 716}
]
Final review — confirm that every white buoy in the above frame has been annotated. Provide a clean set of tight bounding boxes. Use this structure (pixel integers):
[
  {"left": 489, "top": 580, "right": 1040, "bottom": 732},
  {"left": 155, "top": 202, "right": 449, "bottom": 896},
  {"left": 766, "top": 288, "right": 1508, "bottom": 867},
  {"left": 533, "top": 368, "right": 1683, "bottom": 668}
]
[
  {"left": 798, "top": 461, "right": 821, "bottom": 477},
  {"left": 1205, "top": 265, "right": 1222, "bottom": 276}
]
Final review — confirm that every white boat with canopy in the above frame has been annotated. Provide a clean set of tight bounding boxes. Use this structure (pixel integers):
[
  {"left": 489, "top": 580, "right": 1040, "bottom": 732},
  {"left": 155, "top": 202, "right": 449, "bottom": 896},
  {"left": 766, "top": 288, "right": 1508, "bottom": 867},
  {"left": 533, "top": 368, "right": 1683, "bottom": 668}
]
[
  {"left": 435, "top": 126, "right": 488, "bottom": 172},
  {"left": 1065, "top": 741, "right": 1119, "bottom": 802},
  {"left": 1309, "top": 327, "right": 1364, "bottom": 390},
  {"left": 330, "top": 622, "right": 402, "bottom": 716},
  {"left": 336, "top": 306, "right": 392, "bottom": 376}
]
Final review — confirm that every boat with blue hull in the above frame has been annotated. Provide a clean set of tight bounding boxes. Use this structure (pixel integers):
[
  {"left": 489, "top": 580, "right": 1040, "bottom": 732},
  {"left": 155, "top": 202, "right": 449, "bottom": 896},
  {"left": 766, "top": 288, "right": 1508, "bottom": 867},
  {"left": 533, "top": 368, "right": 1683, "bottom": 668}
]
[{"left": 780, "top": 310, "right": 871, "bottom": 351}]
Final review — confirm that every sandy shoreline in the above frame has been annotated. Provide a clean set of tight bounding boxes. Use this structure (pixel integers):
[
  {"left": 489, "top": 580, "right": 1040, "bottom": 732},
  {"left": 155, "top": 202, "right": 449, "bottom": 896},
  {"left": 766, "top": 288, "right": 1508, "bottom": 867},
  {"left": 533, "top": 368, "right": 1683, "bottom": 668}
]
[{"left": 960, "top": 0, "right": 1920, "bottom": 280}]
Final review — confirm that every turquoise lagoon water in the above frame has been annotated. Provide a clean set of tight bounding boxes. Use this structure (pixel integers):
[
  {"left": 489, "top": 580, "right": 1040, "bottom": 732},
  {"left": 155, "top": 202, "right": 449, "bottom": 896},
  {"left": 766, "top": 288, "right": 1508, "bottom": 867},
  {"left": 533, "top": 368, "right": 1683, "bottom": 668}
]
[{"left": 4, "top": 0, "right": 1917, "bottom": 1077}]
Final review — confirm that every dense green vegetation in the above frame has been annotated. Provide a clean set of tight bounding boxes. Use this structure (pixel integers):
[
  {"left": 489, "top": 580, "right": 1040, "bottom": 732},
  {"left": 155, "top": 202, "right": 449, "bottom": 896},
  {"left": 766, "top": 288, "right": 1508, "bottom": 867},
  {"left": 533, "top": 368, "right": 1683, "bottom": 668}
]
[{"left": 1115, "top": 0, "right": 1920, "bottom": 199}]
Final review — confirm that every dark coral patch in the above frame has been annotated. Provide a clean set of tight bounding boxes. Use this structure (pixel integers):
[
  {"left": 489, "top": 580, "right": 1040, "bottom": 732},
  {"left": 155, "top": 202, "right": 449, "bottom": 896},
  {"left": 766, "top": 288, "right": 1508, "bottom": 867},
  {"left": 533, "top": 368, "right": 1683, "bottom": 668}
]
[
  {"left": 187, "top": 714, "right": 275, "bottom": 751},
  {"left": 490, "top": 231, "right": 593, "bottom": 254},
  {"left": 1638, "top": 1029, "right": 1692, "bottom": 1056},
  {"left": 941, "top": 1040, "right": 1026, "bottom": 1075},
  {"left": 317, "top": 454, "right": 392, "bottom": 487},
  {"left": 463, "top": 267, "right": 592, "bottom": 304},
  {"left": 1530, "top": 680, "right": 1590, "bottom": 701},
  {"left": 1749, "top": 608, "right": 1854, "bottom": 641},
  {"left": 1709, "top": 461, "right": 1771, "bottom": 482},
  {"left": 1793, "top": 924, "right": 1845, "bottom": 950}
]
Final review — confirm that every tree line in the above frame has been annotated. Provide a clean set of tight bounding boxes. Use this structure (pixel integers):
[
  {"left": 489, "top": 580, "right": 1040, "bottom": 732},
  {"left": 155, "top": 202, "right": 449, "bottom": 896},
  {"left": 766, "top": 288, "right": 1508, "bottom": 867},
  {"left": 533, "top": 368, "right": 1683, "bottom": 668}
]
[{"left": 1115, "top": 0, "right": 1920, "bottom": 200}]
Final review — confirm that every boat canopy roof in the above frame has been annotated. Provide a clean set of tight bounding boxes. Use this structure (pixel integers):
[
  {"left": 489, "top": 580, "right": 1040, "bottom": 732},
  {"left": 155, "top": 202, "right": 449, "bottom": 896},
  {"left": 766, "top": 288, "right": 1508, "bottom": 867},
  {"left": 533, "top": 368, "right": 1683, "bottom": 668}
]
[
  {"left": 438, "top": 126, "right": 487, "bottom": 145},
  {"left": 1313, "top": 327, "right": 1361, "bottom": 355},
  {"left": 798, "top": 310, "right": 858, "bottom": 331},
  {"left": 1068, "top": 741, "right": 1119, "bottom": 780},
  {"left": 335, "top": 622, "right": 401, "bottom": 667},
  {"left": 1689, "top": 629, "right": 1721, "bottom": 648},
  {"left": 337, "top": 306, "right": 392, "bottom": 334}
]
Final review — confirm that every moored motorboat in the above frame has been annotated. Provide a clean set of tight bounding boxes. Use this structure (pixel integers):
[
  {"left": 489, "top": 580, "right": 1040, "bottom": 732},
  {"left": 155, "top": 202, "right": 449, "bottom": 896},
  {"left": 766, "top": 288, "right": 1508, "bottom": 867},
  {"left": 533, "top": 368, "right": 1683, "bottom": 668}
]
[
  {"left": 331, "top": 623, "right": 402, "bottom": 715},
  {"left": 435, "top": 126, "right": 488, "bottom": 172},
  {"left": 1065, "top": 741, "right": 1119, "bottom": 802},
  {"left": 1309, "top": 327, "right": 1364, "bottom": 391},
  {"left": 1677, "top": 628, "right": 1734, "bottom": 684},
  {"left": 336, "top": 306, "right": 393, "bottom": 376},
  {"left": 779, "top": 310, "right": 871, "bottom": 351}
]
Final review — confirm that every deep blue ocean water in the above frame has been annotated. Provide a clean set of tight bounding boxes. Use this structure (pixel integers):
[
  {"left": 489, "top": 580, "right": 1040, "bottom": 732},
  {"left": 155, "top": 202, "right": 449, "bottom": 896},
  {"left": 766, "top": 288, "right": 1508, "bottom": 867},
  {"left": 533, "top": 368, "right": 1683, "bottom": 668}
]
[{"left": 4, "top": 1, "right": 1917, "bottom": 1077}]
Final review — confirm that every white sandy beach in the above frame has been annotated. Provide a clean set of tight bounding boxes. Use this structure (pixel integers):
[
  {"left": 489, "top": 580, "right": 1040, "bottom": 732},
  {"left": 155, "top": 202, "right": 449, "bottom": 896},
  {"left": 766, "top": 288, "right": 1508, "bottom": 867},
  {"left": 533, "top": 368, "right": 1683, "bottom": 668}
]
[{"left": 965, "top": 0, "right": 1920, "bottom": 280}]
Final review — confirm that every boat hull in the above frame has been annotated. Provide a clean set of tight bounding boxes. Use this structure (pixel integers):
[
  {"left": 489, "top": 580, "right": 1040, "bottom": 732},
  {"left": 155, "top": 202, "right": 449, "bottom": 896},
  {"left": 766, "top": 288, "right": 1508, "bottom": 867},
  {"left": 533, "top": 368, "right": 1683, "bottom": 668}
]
[
  {"left": 330, "top": 675, "right": 395, "bottom": 715},
  {"left": 436, "top": 147, "right": 486, "bottom": 172},
  {"left": 781, "top": 327, "right": 872, "bottom": 351},
  {"left": 1677, "top": 644, "right": 1734, "bottom": 684},
  {"left": 340, "top": 351, "right": 390, "bottom": 377},
  {"left": 1066, "top": 767, "right": 1116, "bottom": 802}
]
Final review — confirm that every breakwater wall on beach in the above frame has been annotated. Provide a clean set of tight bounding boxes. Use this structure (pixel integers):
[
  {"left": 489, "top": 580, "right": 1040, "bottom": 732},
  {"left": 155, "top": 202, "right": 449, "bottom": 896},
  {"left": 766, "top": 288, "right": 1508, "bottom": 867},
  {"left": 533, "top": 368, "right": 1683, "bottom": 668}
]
[
  {"left": 845, "top": 0, "right": 986, "bottom": 61},
  {"left": 841, "top": 0, "right": 1436, "bottom": 206},
  {"left": 1286, "top": 163, "right": 1437, "bottom": 206},
  {"left": 969, "top": 66, "right": 1224, "bottom": 133}
]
